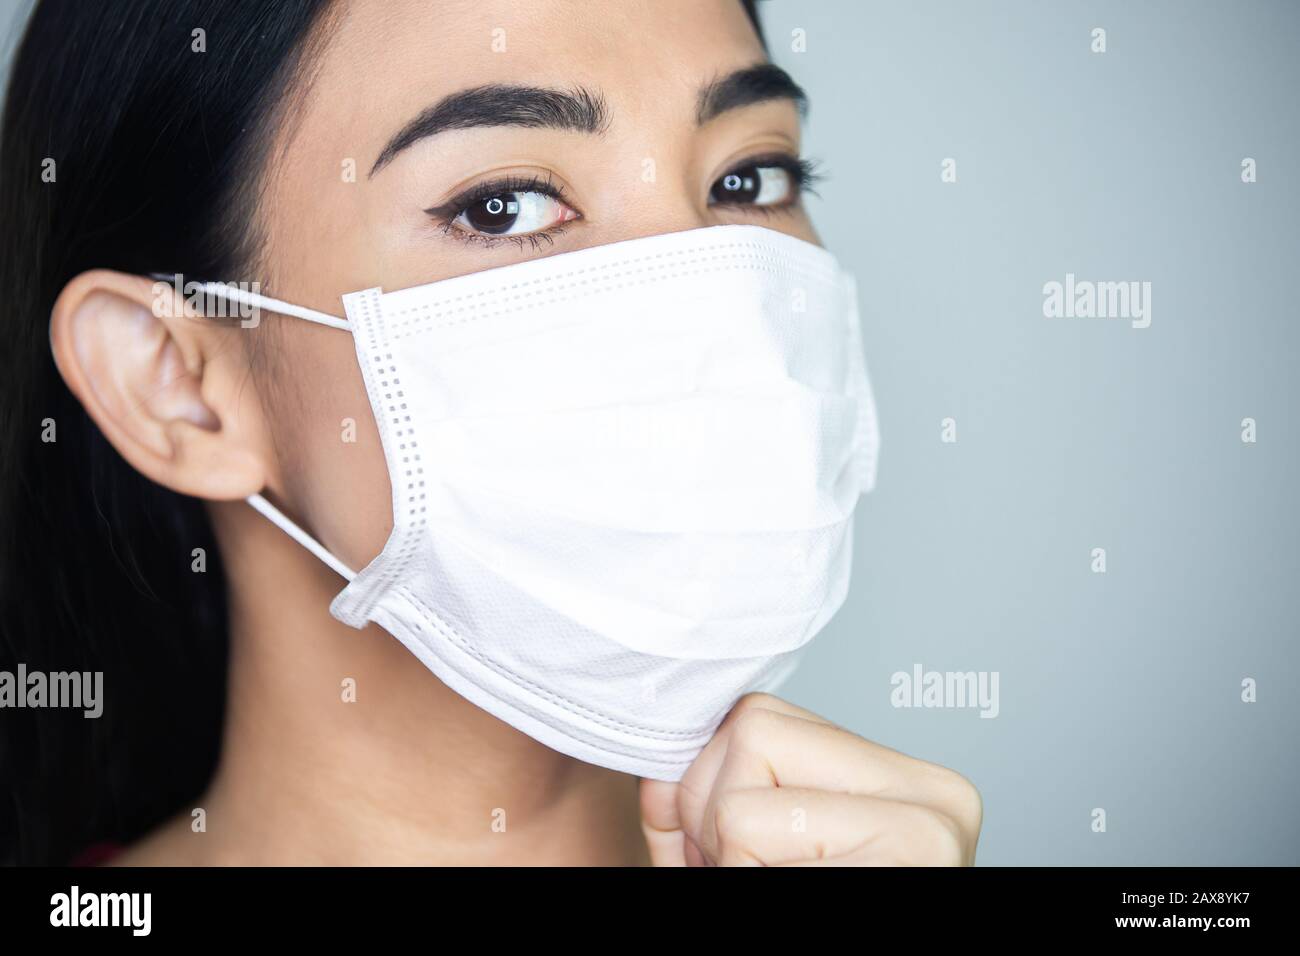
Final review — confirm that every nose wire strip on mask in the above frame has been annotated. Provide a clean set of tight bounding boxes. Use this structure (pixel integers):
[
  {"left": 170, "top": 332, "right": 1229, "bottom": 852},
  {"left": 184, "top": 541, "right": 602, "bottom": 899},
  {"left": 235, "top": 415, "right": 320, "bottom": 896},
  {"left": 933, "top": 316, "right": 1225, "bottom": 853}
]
[{"left": 181, "top": 279, "right": 359, "bottom": 581}]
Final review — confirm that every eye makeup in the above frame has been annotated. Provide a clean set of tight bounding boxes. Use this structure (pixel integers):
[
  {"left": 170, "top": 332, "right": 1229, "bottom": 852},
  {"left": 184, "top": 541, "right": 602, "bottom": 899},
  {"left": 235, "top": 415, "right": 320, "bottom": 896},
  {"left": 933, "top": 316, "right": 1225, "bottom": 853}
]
[{"left": 422, "top": 151, "right": 823, "bottom": 251}]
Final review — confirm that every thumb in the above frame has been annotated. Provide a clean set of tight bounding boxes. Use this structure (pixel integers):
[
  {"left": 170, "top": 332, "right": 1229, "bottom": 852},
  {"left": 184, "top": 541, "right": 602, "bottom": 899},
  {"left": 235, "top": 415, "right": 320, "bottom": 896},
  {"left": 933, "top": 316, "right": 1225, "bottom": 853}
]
[{"left": 639, "top": 778, "right": 704, "bottom": 867}]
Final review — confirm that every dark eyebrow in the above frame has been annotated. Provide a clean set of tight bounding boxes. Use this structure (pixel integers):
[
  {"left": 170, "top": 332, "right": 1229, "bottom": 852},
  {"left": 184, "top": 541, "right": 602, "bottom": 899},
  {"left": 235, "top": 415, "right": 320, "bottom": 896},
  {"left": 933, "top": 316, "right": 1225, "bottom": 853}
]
[
  {"left": 696, "top": 63, "right": 808, "bottom": 125},
  {"left": 369, "top": 84, "right": 610, "bottom": 177}
]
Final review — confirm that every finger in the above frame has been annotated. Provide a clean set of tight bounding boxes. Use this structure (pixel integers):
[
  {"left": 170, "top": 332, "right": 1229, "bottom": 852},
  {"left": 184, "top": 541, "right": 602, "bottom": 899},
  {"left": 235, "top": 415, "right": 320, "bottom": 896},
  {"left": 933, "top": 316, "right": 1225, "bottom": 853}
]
[
  {"left": 639, "top": 778, "right": 688, "bottom": 867},
  {"left": 640, "top": 695, "right": 827, "bottom": 866},
  {"left": 712, "top": 702, "right": 954, "bottom": 804},
  {"left": 694, "top": 706, "right": 975, "bottom": 857},
  {"left": 702, "top": 788, "right": 967, "bottom": 867},
  {"left": 721, "top": 691, "right": 838, "bottom": 730},
  {"left": 673, "top": 694, "right": 836, "bottom": 849},
  {"left": 711, "top": 707, "right": 908, "bottom": 803}
]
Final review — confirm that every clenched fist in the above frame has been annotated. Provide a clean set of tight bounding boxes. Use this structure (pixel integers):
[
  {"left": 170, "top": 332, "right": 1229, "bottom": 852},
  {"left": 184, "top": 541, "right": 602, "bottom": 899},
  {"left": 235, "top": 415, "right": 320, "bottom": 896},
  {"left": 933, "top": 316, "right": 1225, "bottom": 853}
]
[{"left": 640, "top": 693, "right": 982, "bottom": 866}]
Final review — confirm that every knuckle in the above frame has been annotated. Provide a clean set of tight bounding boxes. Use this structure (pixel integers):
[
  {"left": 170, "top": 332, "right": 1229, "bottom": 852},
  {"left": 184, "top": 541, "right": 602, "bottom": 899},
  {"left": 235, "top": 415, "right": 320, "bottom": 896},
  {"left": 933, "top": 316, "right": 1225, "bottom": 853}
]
[
  {"left": 914, "top": 762, "right": 983, "bottom": 834},
  {"left": 731, "top": 692, "right": 781, "bottom": 718},
  {"left": 956, "top": 776, "right": 984, "bottom": 830},
  {"left": 921, "top": 807, "right": 968, "bottom": 866},
  {"left": 728, "top": 705, "right": 780, "bottom": 753},
  {"left": 881, "top": 804, "right": 966, "bottom": 867},
  {"left": 936, "top": 767, "right": 983, "bottom": 833},
  {"left": 712, "top": 793, "right": 748, "bottom": 847},
  {"left": 712, "top": 795, "right": 737, "bottom": 840}
]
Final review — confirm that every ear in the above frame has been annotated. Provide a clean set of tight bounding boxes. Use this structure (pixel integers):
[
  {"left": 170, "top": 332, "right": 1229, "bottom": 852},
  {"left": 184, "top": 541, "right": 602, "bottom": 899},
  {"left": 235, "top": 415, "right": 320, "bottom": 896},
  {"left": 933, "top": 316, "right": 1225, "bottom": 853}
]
[{"left": 49, "top": 269, "right": 267, "bottom": 499}]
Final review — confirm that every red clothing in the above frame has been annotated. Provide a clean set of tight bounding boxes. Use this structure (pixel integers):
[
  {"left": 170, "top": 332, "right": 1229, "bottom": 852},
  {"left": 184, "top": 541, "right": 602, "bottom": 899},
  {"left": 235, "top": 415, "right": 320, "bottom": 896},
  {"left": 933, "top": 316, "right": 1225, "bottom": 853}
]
[{"left": 69, "top": 840, "right": 123, "bottom": 867}]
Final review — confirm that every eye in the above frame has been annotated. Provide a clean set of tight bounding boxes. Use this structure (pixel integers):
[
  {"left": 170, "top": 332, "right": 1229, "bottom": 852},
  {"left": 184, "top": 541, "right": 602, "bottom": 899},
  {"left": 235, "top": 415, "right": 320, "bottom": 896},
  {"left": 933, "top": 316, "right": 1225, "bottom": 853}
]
[
  {"left": 453, "top": 189, "right": 579, "bottom": 237},
  {"left": 427, "top": 175, "right": 581, "bottom": 245},
  {"left": 708, "top": 156, "right": 819, "bottom": 210}
]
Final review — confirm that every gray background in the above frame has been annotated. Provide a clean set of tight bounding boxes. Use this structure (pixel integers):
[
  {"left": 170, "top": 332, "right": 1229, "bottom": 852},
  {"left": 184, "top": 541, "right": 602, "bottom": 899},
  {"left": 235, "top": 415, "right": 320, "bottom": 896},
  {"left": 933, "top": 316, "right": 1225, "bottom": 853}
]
[
  {"left": 763, "top": 0, "right": 1299, "bottom": 865},
  {"left": 3, "top": 0, "right": 1296, "bottom": 864}
]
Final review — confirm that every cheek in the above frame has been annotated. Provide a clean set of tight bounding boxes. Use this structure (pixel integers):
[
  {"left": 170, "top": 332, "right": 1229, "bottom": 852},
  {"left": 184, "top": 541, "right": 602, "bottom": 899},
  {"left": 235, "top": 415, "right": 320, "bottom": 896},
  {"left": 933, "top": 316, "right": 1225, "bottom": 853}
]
[
  {"left": 309, "top": 398, "right": 394, "bottom": 572},
  {"left": 277, "top": 338, "right": 395, "bottom": 573}
]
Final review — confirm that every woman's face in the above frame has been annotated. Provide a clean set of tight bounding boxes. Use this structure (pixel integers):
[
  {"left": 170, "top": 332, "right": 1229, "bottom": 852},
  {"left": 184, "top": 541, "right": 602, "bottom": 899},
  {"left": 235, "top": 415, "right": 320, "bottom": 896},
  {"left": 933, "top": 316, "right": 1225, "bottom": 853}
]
[{"left": 256, "top": 0, "right": 815, "bottom": 568}]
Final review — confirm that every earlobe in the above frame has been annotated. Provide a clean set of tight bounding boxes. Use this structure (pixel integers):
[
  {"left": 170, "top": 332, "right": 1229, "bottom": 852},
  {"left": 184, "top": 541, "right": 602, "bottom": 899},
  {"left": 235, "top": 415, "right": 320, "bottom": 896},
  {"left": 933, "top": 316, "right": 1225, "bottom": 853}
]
[{"left": 49, "top": 269, "right": 267, "bottom": 500}]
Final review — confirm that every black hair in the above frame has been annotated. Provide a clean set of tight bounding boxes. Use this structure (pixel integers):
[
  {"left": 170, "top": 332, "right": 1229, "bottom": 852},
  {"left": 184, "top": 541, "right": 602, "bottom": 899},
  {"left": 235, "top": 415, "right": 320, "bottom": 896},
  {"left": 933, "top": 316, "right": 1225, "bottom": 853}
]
[
  {"left": 0, "top": 0, "right": 341, "bottom": 867},
  {"left": 0, "top": 0, "right": 766, "bottom": 865}
]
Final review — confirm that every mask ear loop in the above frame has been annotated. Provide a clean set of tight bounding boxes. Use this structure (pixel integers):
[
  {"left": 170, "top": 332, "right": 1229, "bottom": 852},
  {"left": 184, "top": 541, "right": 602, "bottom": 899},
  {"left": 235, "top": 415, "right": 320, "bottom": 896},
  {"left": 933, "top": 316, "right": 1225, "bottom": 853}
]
[
  {"left": 246, "top": 493, "right": 357, "bottom": 581},
  {"left": 147, "top": 273, "right": 351, "bottom": 330},
  {"left": 149, "top": 273, "right": 358, "bottom": 581}
]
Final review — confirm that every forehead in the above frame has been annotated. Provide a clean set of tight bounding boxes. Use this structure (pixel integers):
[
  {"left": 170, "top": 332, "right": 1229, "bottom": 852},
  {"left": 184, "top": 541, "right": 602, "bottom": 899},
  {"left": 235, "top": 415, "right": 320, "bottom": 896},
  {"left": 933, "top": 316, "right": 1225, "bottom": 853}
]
[{"left": 297, "top": 0, "right": 766, "bottom": 159}]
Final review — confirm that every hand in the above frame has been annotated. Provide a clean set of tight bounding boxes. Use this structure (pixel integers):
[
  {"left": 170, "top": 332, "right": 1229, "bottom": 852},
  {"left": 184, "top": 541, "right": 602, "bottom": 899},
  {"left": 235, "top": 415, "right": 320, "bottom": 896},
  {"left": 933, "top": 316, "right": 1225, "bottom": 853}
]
[{"left": 640, "top": 693, "right": 982, "bottom": 866}]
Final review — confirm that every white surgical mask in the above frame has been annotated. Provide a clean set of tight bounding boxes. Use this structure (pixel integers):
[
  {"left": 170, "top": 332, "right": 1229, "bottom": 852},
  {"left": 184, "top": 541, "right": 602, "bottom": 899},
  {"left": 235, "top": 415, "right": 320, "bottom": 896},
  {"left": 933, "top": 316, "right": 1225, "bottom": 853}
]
[{"left": 202, "top": 224, "right": 879, "bottom": 780}]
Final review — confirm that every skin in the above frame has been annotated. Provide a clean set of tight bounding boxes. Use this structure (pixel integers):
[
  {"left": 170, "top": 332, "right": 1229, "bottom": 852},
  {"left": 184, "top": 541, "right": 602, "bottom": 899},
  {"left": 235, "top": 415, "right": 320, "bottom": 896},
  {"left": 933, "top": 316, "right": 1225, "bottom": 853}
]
[{"left": 47, "top": 0, "right": 981, "bottom": 865}]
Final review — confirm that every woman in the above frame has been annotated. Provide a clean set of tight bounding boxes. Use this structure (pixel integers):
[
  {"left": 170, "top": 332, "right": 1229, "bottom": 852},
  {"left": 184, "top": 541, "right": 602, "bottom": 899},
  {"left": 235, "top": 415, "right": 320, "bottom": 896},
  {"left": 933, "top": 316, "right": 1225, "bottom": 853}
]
[{"left": 0, "top": 0, "right": 981, "bottom": 866}]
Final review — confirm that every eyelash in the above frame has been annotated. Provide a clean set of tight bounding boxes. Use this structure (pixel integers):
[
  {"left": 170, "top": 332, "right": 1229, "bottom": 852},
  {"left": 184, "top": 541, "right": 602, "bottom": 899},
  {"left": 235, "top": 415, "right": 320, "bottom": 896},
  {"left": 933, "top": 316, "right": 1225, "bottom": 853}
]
[
  {"left": 712, "top": 153, "right": 824, "bottom": 209},
  {"left": 424, "top": 155, "right": 824, "bottom": 250},
  {"left": 425, "top": 173, "right": 574, "bottom": 251}
]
